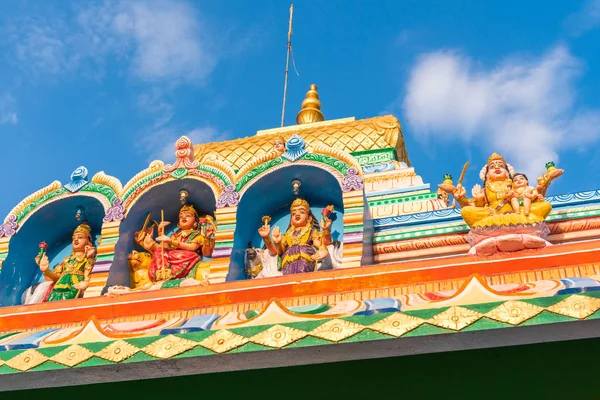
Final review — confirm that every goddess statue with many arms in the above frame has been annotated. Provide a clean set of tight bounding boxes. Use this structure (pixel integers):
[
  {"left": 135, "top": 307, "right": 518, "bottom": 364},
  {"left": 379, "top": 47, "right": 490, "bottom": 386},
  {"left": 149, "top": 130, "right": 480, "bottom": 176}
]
[
  {"left": 443, "top": 153, "right": 562, "bottom": 228},
  {"left": 135, "top": 204, "right": 215, "bottom": 282}
]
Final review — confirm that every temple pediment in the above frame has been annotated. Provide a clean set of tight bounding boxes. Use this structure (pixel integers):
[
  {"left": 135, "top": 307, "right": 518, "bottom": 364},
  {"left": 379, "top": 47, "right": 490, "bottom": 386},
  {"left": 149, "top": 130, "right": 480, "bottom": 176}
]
[{"left": 193, "top": 115, "right": 410, "bottom": 171}]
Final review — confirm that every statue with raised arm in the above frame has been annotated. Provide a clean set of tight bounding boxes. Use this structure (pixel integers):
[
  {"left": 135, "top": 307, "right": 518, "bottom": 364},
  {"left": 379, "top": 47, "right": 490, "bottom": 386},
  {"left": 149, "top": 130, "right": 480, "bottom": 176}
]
[
  {"left": 438, "top": 153, "right": 563, "bottom": 255},
  {"left": 257, "top": 198, "right": 332, "bottom": 275},
  {"left": 34, "top": 222, "right": 97, "bottom": 302},
  {"left": 134, "top": 204, "right": 215, "bottom": 282},
  {"left": 441, "top": 153, "right": 562, "bottom": 228}
]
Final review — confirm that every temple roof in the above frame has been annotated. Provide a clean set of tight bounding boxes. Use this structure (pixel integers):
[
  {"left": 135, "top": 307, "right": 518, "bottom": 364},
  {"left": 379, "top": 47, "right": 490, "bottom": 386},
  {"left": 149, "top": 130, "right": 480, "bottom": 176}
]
[{"left": 193, "top": 115, "right": 409, "bottom": 171}]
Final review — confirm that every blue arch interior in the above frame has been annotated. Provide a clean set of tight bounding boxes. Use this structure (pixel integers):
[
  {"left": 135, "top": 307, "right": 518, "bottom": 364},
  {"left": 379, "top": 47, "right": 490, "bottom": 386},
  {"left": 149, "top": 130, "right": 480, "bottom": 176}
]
[
  {"left": 228, "top": 165, "right": 344, "bottom": 281},
  {"left": 0, "top": 196, "right": 104, "bottom": 306},
  {"left": 106, "top": 179, "right": 216, "bottom": 290}
]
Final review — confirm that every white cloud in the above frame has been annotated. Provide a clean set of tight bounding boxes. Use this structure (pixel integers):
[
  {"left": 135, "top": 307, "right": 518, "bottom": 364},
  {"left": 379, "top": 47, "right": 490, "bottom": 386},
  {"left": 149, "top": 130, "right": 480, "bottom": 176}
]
[
  {"left": 9, "top": 0, "right": 216, "bottom": 84},
  {"left": 0, "top": 94, "right": 18, "bottom": 125},
  {"left": 402, "top": 46, "right": 600, "bottom": 176},
  {"left": 12, "top": 22, "right": 71, "bottom": 77},
  {"left": 112, "top": 1, "right": 215, "bottom": 82},
  {"left": 565, "top": 0, "right": 600, "bottom": 36}
]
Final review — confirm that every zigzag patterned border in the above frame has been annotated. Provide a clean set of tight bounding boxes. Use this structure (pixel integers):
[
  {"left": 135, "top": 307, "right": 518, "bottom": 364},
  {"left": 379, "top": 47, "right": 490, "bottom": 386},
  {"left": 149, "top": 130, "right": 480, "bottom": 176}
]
[{"left": 1, "top": 292, "right": 599, "bottom": 373}]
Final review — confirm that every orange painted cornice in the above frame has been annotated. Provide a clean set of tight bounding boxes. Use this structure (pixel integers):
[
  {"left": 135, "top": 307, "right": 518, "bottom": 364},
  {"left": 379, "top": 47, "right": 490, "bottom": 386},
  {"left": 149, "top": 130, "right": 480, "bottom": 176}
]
[{"left": 2, "top": 239, "right": 600, "bottom": 332}]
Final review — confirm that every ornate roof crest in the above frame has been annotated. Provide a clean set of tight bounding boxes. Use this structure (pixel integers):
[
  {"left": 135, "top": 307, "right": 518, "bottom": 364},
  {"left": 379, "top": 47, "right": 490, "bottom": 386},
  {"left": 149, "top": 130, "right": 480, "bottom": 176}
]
[
  {"left": 164, "top": 136, "right": 200, "bottom": 174},
  {"left": 282, "top": 134, "right": 307, "bottom": 162},
  {"left": 64, "top": 166, "right": 89, "bottom": 193}
]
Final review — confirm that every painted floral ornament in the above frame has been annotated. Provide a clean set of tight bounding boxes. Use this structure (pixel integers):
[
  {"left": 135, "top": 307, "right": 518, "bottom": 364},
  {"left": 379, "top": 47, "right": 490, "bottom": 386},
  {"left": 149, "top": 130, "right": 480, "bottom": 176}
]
[
  {"left": 282, "top": 134, "right": 307, "bottom": 162},
  {"left": 64, "top": 166, "right": 89, "bottom": 193},
  {"left": 321, "top": 205, "right": 334, "bottom": 221},
  {"left": 38, "top": 241, "right": 48, "bottom": 259}
]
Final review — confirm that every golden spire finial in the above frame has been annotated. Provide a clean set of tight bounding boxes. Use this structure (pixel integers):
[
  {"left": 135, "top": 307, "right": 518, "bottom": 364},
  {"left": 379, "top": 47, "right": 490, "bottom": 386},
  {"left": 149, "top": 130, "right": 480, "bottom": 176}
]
[{"left": 296, "top": 84, "right": 325, "bottom": 125}]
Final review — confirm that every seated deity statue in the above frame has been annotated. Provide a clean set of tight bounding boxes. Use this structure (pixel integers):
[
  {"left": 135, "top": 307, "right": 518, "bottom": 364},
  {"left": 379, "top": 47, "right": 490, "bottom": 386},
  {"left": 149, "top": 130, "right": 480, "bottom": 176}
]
[
  {"left": 135, "top": 204, "right": 215, "bottom": 282},
  {"left": 34, "top": 222, "right": 97, "bottom": 302},
  {"left": 258, "top": 198, "right": 332, "bottom": 275},
  {"left": 439, "top": 153, "right": 562, "bottom": 229}
]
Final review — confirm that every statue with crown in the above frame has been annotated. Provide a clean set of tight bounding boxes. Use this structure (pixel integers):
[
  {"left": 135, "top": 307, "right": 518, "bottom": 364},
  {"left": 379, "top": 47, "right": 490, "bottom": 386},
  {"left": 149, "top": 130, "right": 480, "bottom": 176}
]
[
  {"left": 132, "top": 204, "right": 215, "bottom": 285},
  {"left": 438, "top": 153, "right": 564, "bottom": 256},
  {"left": 32, "top": 222, "right": 97, "bottom": 302},
  {"left": 257, "top": 198, "right": 332, "bottom": 276}
]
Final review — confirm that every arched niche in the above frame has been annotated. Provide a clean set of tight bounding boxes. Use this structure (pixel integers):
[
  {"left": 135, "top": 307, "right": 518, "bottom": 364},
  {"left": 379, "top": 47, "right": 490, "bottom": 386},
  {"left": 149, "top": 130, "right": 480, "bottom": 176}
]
[
  {"left": 229, "top": 165, "right": 344, "bottom": 281},
  {"left": 107, "top": 179, "right": 217, "bottom": 289},
  {"left": 0, "top": 196, "right": 104, "bottom": 306}
]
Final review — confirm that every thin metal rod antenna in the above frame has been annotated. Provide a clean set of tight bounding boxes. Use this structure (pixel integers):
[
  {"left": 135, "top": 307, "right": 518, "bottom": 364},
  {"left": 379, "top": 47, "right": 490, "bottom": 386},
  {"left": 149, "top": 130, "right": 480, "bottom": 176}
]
[{"left": 280, "top": 4, "right": 294, "bottom": 127}]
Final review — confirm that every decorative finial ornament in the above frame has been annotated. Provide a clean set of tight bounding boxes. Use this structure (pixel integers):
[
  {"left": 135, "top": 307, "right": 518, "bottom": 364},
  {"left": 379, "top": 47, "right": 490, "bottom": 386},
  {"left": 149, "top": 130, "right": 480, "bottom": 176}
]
[
  {"left": 296, "top": 84, "right": 325, "bottom": 125},
  {"left": 282, "top": 135, "right": 307, "bottom": 162},
  {"left": 163, "top": 136, "right": 200, "bottom": 173},
  {"left": 64, "top": 166, "right": 89, "bottom": 193}
]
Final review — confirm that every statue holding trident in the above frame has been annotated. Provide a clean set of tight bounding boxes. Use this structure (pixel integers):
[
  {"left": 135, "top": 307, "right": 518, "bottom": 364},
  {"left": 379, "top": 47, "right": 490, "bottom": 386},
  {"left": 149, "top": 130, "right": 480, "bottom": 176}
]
[{"left": 135, "top": 204, "right": 215, "bottom": 282}]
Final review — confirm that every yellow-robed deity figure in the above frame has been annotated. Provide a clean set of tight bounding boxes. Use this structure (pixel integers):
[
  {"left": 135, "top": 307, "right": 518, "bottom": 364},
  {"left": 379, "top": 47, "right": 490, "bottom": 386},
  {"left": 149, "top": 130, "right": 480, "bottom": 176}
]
[
  {"left": 448, "top": 153, "right": 561, "bottom": 229},
  {"left": 35, "top": 222, "right": 97, "bottom": 302}
]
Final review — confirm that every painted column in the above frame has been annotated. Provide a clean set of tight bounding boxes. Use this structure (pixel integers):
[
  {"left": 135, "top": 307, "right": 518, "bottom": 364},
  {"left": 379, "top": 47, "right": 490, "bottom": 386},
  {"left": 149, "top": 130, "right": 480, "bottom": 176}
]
[
  {"left": 341, "top": 190, "right": 365, "bottom": 268},
  {"left": 210, "top": 206, "right": 236, "bottom": 283},
  {"left": 84, "top": 220, "right": 121, "bottom": 298},
  {"left": 210, "top": 185, "right": 240, "bottom": 283},
  {"left": 340, "top": 168, "right": 366, "bottom": 268}
]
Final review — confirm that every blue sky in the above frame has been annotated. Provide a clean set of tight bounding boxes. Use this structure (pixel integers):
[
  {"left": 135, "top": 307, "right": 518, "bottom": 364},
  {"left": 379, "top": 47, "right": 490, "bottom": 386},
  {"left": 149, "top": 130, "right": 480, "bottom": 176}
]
[{"left": 0, "top": 0, "right": 599, "bottom": 218}]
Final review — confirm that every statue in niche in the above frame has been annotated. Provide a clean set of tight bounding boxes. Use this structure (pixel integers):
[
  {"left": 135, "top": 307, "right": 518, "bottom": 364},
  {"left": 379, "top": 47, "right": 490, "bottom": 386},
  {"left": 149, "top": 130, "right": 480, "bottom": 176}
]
[
  {"left": 438, "top": 153, "right": 563, "bottom": 255},
  {"left": 134, "top": 204, "right": 215, "bottom": 283},
  {"left": 34, "top": 222, "right": 97, "bottom": 302},
  {"left": 257, "top": 198, "right": 333, "bottom": 275}
]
